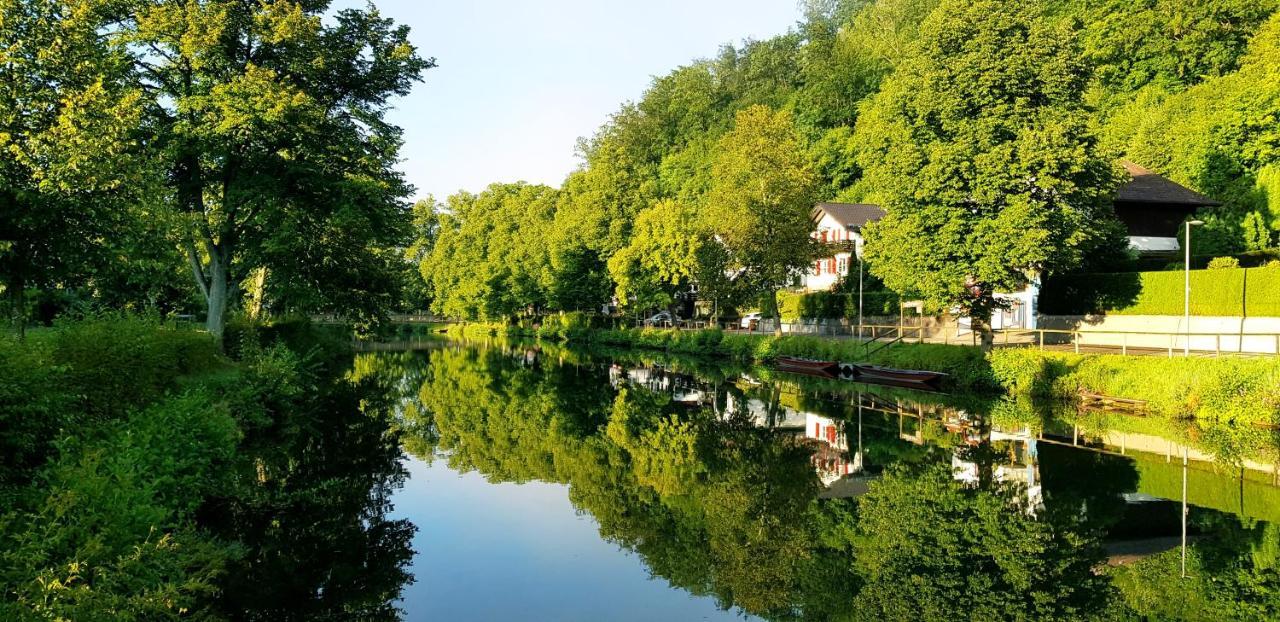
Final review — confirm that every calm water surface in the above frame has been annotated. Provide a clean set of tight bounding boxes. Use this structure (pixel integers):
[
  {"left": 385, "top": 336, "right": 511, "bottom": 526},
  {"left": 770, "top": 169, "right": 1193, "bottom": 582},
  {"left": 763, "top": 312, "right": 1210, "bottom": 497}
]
[{"left": 338, "top": 338, "right": 1280, "bottom": 621}]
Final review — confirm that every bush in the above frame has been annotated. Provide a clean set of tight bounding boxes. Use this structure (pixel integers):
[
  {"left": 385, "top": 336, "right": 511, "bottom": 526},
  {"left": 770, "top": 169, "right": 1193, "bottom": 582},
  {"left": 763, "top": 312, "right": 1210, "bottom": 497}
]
[
  {"left": 778, "top": 290, "right": 903, "bottom": 321},
  {"left": 0, "top": 338, "right": 72, "bottom": 490},
  {"left": 987, "top": 348, "right": 1079, "bottom": 397},
  {"left": 0, "top": 391, "right": 241, "bottom": 620},
  {"left": 1207, "top": 256, "right": 1241, "bottom": 269},
  {"left": 45, "top": 317, "right": 223, "bottom": 421}
]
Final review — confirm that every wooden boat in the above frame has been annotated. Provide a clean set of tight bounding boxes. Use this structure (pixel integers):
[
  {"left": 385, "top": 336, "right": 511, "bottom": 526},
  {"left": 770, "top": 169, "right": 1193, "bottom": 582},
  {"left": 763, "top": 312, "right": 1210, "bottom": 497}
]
[
  {"left": 851, "top": 364, "right": 947, "bottom": 388},
  {"left": 775, "top": 356, "right": 840, "bottom": 377}
]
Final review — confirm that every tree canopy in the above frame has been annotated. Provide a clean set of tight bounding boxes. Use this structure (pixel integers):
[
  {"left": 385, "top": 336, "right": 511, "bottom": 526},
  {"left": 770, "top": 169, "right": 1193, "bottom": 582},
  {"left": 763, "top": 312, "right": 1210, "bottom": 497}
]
[{"left": 853, "top": 0, "right": 1123, "bottom": 335}]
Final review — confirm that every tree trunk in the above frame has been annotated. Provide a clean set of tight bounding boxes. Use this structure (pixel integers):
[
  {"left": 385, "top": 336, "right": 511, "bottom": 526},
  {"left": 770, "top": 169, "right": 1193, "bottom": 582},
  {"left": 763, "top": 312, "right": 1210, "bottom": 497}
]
[
  {"left": 972, "top": 313, "right": 995, "bottom": 351},
  {"left": 205, "top": 248, "right": 229, "bottom": 341}
]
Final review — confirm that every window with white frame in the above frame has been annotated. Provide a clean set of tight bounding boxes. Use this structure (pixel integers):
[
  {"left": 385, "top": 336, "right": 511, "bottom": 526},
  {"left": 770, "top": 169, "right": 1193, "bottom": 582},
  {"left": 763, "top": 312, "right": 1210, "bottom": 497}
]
[{"left": 836, "top": 256, "right": 848, "bottom": 275}]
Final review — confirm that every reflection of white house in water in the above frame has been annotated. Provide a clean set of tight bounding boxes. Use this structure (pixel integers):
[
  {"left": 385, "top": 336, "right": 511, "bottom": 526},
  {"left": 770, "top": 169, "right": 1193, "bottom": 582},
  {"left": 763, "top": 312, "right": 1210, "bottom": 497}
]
[
  {"left": 805, "top": 413, "right": 862, "bottom": 487},
  {"left": 723, "top": 392, "right": 807, "bottom": 429},
  {"left": 610, "top": 365, "right": 706, "bottom": 405},
  {"left": 952, "top": 427, "right": 1043, "bottom": 511}
]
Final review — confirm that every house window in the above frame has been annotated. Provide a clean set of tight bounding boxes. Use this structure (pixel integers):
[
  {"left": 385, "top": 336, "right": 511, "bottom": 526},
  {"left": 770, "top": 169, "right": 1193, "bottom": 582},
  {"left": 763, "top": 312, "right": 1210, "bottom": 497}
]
[
  {"left": 814, "top": 261, "right": 822, "bottom": 275},
  {"left": 837, "top": 257, "right": 848, "bottom": 275}
]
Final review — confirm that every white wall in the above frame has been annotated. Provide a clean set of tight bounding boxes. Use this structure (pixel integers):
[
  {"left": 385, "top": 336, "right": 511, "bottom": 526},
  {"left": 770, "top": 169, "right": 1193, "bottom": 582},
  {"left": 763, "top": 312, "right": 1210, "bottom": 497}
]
[{"left": 802, "top": 211, "right": 862, "bottom": 292}]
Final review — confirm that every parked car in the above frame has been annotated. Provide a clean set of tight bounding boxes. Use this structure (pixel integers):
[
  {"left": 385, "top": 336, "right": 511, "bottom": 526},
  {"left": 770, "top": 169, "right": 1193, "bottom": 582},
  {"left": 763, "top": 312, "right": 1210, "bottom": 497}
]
[
  {"left": 643, "top": 311, "right": 675, "bottom": 327},
  {"left": 739, "top": 312, "right": 762, "bottom": 330}
]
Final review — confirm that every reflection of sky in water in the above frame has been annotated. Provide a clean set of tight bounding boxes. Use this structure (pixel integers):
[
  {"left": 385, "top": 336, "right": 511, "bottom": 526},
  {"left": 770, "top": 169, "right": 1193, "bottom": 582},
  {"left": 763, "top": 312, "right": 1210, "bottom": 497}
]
[{"left": 392, "top": 455, "right": 753, "bottom": 621}]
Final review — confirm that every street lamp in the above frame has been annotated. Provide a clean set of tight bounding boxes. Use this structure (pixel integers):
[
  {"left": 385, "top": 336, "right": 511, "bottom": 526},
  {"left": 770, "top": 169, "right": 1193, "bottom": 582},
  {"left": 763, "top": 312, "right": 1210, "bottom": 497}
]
[
  {"left": 1184, "top": 220, "right": 1204, "bottom": 357},
  {"left": 855, "top": 233, "right": 865, "bottom": 336}
]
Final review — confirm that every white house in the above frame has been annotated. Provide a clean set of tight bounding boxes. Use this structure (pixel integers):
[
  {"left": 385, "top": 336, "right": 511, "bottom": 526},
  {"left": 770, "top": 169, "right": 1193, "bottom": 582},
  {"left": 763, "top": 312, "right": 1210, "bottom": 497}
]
[{"left": 802, "top": 202, "right": 886, "bottom": 292}]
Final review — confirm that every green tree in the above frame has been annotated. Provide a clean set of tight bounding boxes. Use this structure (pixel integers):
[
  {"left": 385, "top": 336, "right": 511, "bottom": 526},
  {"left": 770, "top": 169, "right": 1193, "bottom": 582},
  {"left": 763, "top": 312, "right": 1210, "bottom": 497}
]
[
  {"left": 1243, "top": 211, "right": 1273, "bottom": 251},
  {"left": 607, "top": 200, "right": 709, "bottom": 315},
  {"left": 0, "top": 0, "right": 141, "bottom": 332},
  {"left": 120, "top": 1, "right": 431, "bottom": 338},
  {"left": 1072, "top": 0, "right": 1277, "bottom": 97},
  {"left": 1117, "top": 14, "right": 1280, "bottom": 254},
  {"left": 855, "top": 0, "right": 1121, "bottom": 345},
  {"left": 420, "top": 183, "right": 557, "bottom": 320},
  {"left": 706, "top": 106, "right": 820, "bottom": 333}
]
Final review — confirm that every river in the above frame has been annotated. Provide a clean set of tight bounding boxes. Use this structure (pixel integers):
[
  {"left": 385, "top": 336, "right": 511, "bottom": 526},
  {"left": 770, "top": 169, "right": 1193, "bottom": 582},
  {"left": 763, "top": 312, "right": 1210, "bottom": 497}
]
[{"left": 330, "top": 337, "right": 1280, "bottom": 620}]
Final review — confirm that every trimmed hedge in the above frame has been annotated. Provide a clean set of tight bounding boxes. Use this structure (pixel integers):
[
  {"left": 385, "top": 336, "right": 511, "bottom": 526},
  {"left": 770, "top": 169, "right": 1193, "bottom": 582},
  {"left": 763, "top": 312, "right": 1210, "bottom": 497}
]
[
  {"left": 1040, "top": 267, "right": 1280, "bottom": 317},
  {"left": 777, "top": 290, "right": 903, "bottom": 321},
  {"left": 989, "top": 348, "right": 1280, "bottom": 425}
]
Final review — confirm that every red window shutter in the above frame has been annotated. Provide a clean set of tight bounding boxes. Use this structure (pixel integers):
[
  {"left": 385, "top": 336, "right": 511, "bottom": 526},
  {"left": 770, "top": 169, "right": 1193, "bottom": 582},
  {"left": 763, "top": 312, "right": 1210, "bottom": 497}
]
[{"left": 814, "top": 422, "right": 821, "bottom": 437}]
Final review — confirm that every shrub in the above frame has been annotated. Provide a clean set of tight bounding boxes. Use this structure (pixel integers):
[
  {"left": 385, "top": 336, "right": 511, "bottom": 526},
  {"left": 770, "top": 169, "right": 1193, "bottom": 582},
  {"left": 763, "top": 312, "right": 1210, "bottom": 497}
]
[
  {"left": 0, "top": 391, "right": 240, "bottom": 620},
  {"left": 45, "top": 317, "right": 223, "bottom": 421},
  {"left": 778, "top": 290, "right": 904, "bottom": 321},
  {"left": 0, "top": 338, "right": 72, "bottom": 490},
  {"left": 1207, "top": 256, "right": 1241, "bottom": 269},
  {"left": 987, "top": 349, "right": 1080, "bottom": 397}
]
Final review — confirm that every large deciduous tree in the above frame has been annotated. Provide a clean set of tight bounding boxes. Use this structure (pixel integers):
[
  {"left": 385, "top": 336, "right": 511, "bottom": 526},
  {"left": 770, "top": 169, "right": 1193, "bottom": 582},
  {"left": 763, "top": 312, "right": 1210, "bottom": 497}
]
[
  {"left": 706, "top": 106, "right": 820, "bottom": 334},
  {"left": 855, "top": 0, "right": 1122, "bottom": 345},
  {"left": 0, "top": 0, "right": 140, "bottom": 333},
  {"left": 120, "top": 0, "right": 431, "bottom": 338}
]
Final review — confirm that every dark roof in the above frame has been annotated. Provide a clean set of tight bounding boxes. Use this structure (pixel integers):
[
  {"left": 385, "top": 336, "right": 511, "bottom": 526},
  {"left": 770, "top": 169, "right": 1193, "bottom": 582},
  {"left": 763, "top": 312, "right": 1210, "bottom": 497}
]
[
  {"left": 1117, "top": 161, "right": 1221, "bottom": 207},
  {"left": 813, "top": 202, "right": 885, "bottom": 227}
]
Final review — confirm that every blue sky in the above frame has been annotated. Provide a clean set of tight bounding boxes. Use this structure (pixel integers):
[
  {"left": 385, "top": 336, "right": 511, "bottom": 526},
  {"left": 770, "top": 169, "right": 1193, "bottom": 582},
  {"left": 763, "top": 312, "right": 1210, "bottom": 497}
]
[{"left": 334, "top": 0, "right": 804, "bottom": 202}]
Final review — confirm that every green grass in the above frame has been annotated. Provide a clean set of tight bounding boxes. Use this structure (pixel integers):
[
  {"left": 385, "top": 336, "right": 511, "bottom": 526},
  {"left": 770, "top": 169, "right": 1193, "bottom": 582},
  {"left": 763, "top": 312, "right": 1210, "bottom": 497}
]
[{"left": 989, "top": 348, "right": 1280, "bottom": 425}]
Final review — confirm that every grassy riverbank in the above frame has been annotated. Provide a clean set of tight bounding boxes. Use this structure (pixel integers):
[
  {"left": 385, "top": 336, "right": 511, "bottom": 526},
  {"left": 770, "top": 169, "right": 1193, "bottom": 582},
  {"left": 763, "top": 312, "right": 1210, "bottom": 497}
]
[
  {"left": 0, "top": 317, "right": 361, "bottom": 619},
  {"left": 990, "top": 348, "right": 1280, "bottom": 426}
]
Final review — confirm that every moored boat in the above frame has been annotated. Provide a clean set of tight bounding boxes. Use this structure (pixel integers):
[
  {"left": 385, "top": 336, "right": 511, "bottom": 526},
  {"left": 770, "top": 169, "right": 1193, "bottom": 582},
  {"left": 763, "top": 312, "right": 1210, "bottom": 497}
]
[
  {"left": 775, "top": 356, "right": 841, "bottom": 376},
  {"left": 851, "top": 364, "right": 947, "bottom": 388}
]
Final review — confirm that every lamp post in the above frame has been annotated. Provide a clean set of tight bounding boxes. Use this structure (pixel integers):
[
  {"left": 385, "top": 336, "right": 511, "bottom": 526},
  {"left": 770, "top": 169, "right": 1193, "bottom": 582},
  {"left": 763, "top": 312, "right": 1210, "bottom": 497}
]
[
  {"left": 856, "top": 235, "right": 865, "bottom": 334},
  {"left": 1184, "top": 220, "right": 1204, "bottom": 357}
]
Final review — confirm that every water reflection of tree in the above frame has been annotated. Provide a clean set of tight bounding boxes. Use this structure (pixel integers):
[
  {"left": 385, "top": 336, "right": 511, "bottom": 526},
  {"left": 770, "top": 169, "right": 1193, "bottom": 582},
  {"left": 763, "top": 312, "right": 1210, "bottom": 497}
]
[
  {"left": 385, "top": 345, "right": 1133, "bottom": 621},
  {"left": 850, "top": 464, "right": 1113, "bottom": 621},
  {"left": 200, "top": 359, "right": 416, "bottom": 621}
]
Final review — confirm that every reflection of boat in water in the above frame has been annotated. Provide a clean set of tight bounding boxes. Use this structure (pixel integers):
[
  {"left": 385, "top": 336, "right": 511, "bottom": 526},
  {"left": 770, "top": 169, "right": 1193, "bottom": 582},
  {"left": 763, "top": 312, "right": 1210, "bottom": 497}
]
[
  {"left": 775, "top": 356, "right": 840, "bottom": 377},
  {"left": 850, "top": 364, "right": 947, "bottom": 389}
]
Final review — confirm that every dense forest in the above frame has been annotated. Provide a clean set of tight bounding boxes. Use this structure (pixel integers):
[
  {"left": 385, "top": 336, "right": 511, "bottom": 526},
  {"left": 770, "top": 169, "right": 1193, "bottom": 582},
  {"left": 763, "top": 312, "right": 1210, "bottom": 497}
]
[
  {"left": 3, "top": 0, "right": 1280, "bottom": 332},
  {"left": 417, "top": 0, "right": 1280, "bottom": 324}
]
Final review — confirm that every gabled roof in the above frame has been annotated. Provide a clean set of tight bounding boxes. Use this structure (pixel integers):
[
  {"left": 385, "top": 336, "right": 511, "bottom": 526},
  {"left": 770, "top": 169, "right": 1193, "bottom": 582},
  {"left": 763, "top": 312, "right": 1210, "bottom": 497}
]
[
  {"left": 1117, "top": 161, "right": 1221, "bottom": 207},
  {"left": 813, "top": 202, "right": 885, "bottom": 228}
]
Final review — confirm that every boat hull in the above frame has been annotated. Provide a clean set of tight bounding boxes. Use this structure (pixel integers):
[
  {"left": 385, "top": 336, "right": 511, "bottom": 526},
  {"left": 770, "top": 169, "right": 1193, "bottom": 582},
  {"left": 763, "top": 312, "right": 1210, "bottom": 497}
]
[
  {"left": 851, "top": 364, "right": 947, "bottom": 388},
  {"left": 775, "top": 356, "right": 840, "bottom": 377}
]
